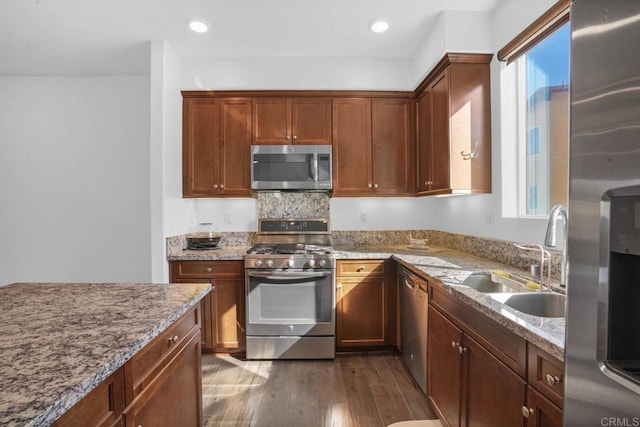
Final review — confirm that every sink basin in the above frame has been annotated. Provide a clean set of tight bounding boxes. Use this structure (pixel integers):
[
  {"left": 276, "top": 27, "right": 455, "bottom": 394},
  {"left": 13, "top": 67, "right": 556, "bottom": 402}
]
[
  {"left": 461, "top": 274, "right": 519, "bottom": 293},
  {"left": 503, "top": 293, "right": 566, "bottom": 318}
]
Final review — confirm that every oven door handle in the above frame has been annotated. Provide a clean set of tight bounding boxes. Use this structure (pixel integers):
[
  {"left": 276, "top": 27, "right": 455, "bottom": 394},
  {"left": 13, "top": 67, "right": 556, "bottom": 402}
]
[{"left": 248, "top": 271, "right": 333, "bottom": 280}]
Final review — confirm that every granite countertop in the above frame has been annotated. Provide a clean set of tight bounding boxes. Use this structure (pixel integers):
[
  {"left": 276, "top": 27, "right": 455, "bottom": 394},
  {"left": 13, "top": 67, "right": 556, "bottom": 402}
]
[
  {"left": 166, "top": 242, "right": 565, "bottom": 361},
  {"left": 334, "top": 244, "right": 565, "bottom": 361},
  {"left": 0, "top": 282, "right": 211, "bottom": 427}
]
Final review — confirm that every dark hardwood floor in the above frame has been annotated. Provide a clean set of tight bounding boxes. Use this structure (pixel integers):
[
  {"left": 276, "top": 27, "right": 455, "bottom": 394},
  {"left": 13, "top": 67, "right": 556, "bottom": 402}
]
[{"left": 201, "top": 351, "right": 438, "bottom": 427}]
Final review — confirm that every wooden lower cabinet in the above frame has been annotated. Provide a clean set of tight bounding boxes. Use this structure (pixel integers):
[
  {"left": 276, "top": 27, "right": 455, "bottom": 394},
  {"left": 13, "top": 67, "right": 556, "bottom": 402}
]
[
  {"left": 123, "top": 330, "right": 202, "bottom": 427},
  {"left": 169, "top": 260, "right": 245, "bottom": 353},
  {"left": 524, "top": 386, "right": 563, "bottom": 427},
  {"left": 336, "top": 260, "right": 396, "bottom": 348}
]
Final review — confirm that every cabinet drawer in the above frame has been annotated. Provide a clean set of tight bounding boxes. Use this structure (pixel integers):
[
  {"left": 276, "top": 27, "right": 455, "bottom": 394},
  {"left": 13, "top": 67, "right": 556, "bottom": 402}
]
[
  {"left": 338, "top": 260, "right": 386, "bottom": 276},
  {"left": 173, "top": 260, "right": 243, "bottom": 278},
  {"left": 125, "top": 306, "right": 199, "bottom": 401},
  {"left": 528, "top": 344, "right": 564, "bottom": 407}
]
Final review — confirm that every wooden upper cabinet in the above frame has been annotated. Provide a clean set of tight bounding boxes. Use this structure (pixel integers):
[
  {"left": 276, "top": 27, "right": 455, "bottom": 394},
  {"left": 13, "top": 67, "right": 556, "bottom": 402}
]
[
  {"left": 182, "top": 96, "right": 251, "bottom": 197},
  {"left": 415, "top": 53, "right": 492, "bottom": 196},
  {"left": 333, "top": 98, "right": 414, "bottom": 196},
  {"left": 219, "top": 99, "right": 252, "bottom": 196},
  {"left": 252, "top": 98, "right": 332, "bottom": 145},
  {"left": 332, "top": 98, "right": 372, "bottom": 195},
  {"left": 371, "top": 99, "right": 414, "bottom": 195},
  {"left": 183, "top": 98, "right": 219, "bottom": 196}
]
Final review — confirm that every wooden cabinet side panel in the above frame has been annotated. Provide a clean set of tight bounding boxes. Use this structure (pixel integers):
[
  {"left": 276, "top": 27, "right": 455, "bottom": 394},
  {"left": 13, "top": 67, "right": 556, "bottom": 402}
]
[
  {"left": 427, "top": 307, "right": 462, "bottom": 427},
  {"left": 292, "top": 98, "right": 332, "bottom": 144},
  {"left": 220, "top": 98, "right": 252, "bottom": 196},
  {"left": 332, "top": 99, "right": 373, "bottom": 195},
  {"left": 462, "top": 334, "right": 526, "bottom": 427},
  {"left": 183, "top": 99, "right": 219, "bottom": 196},
  {"left": 449, "top": 62, "right": 492, "bottom": 193},
  {"left": 252, "top": 98, "right": 290, "bottom": 144},
  {"left": 371, "top": 99, "right": 414, "bottom": 195},
  {"left": 123, "top": 330, "right": 202, "bottom": 427},
  {"left": 430, "top": 70, "right": 451, "bottom": 192}
]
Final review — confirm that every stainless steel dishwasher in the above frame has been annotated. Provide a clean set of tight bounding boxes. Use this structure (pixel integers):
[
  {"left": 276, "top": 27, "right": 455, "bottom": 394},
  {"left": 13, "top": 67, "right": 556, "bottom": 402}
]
[{"left": 399, "top": 266, "right": 428, "bottom": 393}]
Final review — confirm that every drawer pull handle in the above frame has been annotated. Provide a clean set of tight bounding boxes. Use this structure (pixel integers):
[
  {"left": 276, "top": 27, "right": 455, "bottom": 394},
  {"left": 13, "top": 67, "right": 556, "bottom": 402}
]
[
  {"left": 545, "top": 374, "right": 562, "bottom": 386},
  {"left": 521, "top": 406, "right": 534, "bottom": 418},
  {"left": 168, "top": 335, "right": 179, "bottom": 345}
]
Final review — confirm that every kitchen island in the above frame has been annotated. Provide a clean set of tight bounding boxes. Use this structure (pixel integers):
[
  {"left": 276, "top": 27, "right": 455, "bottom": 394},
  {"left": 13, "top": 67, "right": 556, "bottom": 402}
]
[{"left": 0, "top": 281, "right": 210, "bottom": 426}]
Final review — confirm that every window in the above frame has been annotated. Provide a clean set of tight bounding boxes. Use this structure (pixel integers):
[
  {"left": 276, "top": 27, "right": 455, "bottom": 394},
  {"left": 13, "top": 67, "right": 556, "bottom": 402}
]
[
  {"left": 517, "top": 23, "right": 570, "bottom": 216},
  {"left": 499, "top": 0, "right": 570, "bottom": 217}
]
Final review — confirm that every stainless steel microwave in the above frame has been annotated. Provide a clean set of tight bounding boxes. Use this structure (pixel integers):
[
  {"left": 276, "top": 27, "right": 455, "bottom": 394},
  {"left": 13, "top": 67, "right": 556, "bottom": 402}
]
[{"left": 251, "top": 145, "right": 332, "bottom": 190}]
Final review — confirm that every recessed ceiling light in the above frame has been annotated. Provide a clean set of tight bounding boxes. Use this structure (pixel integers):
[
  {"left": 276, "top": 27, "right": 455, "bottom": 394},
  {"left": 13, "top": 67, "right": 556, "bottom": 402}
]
[
  {"left": 188, "top": 19, "right": 208, "bottom": 33},
  {"left": 369, "top": 19, "right": 389, "bottom": 33}
]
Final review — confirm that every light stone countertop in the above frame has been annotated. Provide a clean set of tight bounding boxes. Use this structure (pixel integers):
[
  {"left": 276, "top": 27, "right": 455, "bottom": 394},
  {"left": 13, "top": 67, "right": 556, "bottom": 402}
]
[
  {"left": 0, "top": 282, "right": 211, "bottom": 427},
  {"left": 166, "top": 243, "right": 565, "bottom": 361}
]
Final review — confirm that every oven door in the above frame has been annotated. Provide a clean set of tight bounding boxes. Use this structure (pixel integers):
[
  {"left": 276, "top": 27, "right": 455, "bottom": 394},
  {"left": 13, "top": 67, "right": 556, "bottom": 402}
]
[{"left": 246, "top": 269, "right": 335, "bottom": 336}]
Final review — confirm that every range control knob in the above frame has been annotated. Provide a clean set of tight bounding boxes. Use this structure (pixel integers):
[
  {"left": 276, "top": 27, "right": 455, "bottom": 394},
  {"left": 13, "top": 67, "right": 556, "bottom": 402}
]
[
  {"left": 287, "top": 259, "right": 295, "bottom": 268},
  {"left": 266, "top": 259, "right": 274, "bottom": 268},
  {"left": 307, "top": 259, "right": 316, "bottom": 268},
  {"left": 318, "top": 259, "right": 327, "bottom": 267},
  {"left": 254, "top": 259, "right": 263, "bottom": 268}
]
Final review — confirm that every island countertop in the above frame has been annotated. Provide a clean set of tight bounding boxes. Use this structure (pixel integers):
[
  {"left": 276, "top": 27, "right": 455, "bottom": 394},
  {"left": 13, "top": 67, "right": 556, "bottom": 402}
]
[{"left": 0, "top": 281, "right": 211, "bottom": 427}]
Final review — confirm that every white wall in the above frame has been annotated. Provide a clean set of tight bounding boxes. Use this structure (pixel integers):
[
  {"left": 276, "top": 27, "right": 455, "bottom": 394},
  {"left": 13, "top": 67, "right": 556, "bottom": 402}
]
[{"left": 0, "top": 76, "right": 151, "bottom": 285}]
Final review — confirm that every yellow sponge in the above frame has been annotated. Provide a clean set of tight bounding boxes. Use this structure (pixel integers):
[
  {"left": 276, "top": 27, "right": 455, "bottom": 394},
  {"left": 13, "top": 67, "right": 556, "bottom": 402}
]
[
  {"left": 525, "top": 281, "right": 541, "bottom": 290},
  {"left": 491, "top": 270, "right": 509, "bottom": 278}
]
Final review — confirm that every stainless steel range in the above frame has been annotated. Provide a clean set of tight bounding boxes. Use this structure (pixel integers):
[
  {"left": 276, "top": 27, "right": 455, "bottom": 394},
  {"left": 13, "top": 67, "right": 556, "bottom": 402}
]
[{"left": 245, "top": 218, "right": 336, "bottom": 360}]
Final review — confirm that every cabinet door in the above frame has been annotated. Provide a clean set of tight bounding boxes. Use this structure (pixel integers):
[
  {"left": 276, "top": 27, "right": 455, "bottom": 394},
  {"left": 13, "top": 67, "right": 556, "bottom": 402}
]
[
  {"left": 332, "top": 98, "right": 372, "bottom": 195},
  {"left": 430, "top": 69, "right": 451, "bottom": 192},
  {"left": 252, "top": 98, "right": 290, "bottom": 144},
  {"left": 428, "top": 308, "right": 462, "bottom": 427},
  {"left": 212, "top": 277, "right": 245, "bottom": 352},
  {"left": 219, "top": 98, "right": 252, "bottom": 196},
  {"left": 182, "top": 98, "right": 219, "bottom": 196},
  {"left": 371, "top": 99, "right": 414, "bottom": 195},
  {"left": 336, "top": 277, "right": 387, "bottom": 347},
  {"left": 524, "top": 386, "right": 563, "bottom": 427},
  {"left": 462, "top": 334, "right": 527, "bottom": 427},
  {"left": 291, "top": 98, "right": 332, "bottom": 144},
  {"left": 416, "top": 90, "right": 432, "bottom": 194},
  {"left": 124, "top": 330, "right": 202, "bottom": 427}
]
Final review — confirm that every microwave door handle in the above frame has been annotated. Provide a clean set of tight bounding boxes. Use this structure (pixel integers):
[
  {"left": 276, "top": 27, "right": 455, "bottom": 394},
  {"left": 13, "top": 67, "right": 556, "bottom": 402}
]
[{"left": 312, "top": 153, "right": 319, "bottom": 183}]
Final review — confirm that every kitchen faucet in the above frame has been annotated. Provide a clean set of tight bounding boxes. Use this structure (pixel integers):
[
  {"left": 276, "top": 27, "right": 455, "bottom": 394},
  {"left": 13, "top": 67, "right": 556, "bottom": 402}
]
[{"left": 544, "top": 204, "right": 568, "bottom": 287}]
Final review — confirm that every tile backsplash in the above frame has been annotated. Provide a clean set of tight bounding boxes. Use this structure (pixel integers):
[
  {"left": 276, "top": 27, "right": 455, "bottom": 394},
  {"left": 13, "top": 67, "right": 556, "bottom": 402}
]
[{"left": 256, "top": 191, "right": 330, "bottom": 219}]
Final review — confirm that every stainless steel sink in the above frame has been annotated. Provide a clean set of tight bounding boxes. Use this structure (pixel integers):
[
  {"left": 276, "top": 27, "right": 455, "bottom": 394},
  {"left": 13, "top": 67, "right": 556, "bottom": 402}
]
[
  {"left": 461, "top": 273, "right": 519, "bottom": 293},
  {"left": 503, "top": 292, "right": 566, "bottom": 318}
]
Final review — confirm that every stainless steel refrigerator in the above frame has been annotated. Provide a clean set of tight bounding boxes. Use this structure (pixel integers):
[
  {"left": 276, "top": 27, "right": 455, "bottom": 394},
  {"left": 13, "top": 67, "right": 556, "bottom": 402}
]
[{"left": 566, "top": 0, "right": 640, "bottom": 424}]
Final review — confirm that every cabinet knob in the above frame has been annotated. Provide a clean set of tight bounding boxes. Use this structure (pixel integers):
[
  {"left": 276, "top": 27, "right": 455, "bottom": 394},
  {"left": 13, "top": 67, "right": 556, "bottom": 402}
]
[
  {"left": 219, "top": 184, "right": 224, "bottom": 189},
  {"left": 286, "top": 135, "right": 291, "bottom": 140},
  {"left": 373, "top": 184, "right": 378, "bottom": 189},
  {"left": 545, "top": 374, "right": 562, "bottom": 386},
  {"left": 521, "top": 406, "right": 534, "bottom": 418},
  {"left": 168, "top": 335, "right": 179, "bottom": 344},
  {"left": 368, "top": 183, "right": 372, "bottom": 188},
  {"left": 213, "top": 184, "right": 218, "bottom": 189},
  {"left": 293, "top": 135, "right": 297, "bottom": 140},
  {"left": 451, "top": 341, "right": 458, "bottom": 349},
  {"left": 458, "top": 345, "right": 467, "bottom": 354},
  {"left": 206, "top": 267, "right": 212, "bottom": 273},
  {"left": 357, "top": 265, "right": 365, "bottom": 272}
]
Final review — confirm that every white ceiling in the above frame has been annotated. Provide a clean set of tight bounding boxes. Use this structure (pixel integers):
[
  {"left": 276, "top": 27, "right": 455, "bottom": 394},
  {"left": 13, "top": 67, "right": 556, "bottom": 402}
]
[{"left": 0, "top": 0, "right": 502, "bottom": 76}]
